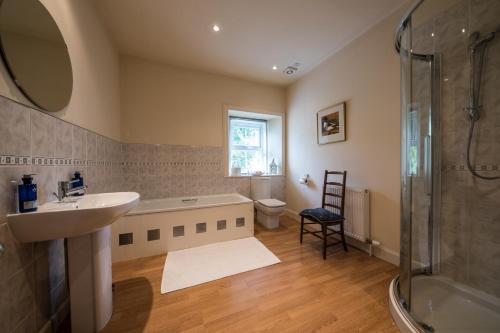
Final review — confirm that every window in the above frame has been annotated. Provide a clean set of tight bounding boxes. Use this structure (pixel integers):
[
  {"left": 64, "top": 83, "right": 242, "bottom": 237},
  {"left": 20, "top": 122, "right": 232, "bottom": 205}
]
[
  {"left": 229, "top": 117, "right": 267, "bottom": 174},
  {"left": 223, "top": 107, "right": 284, "bottom": 176},
  {"left": 407, "top": 106, "right": 420, "bottom": 176}
]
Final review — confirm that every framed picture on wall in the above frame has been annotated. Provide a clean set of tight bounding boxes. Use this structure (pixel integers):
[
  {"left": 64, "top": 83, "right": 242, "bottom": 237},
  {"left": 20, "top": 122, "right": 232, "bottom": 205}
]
[{"left": 317, "top": 102, "right": 346, "bottom": 144}]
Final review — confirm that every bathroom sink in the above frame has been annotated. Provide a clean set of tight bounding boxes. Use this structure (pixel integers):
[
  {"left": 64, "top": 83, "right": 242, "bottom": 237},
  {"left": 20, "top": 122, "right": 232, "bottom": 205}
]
[{"left": 7, "top": 192, "right": 140, "bottom": 243}]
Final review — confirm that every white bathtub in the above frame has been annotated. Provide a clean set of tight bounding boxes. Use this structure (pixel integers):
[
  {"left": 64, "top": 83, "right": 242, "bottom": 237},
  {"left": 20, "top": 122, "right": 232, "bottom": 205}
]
[
  {"left": 128, "top": 193, "right": 253, "bottom": 215},
  {"left": 111, "top": 193, "right": 254, "bottom": 262}
]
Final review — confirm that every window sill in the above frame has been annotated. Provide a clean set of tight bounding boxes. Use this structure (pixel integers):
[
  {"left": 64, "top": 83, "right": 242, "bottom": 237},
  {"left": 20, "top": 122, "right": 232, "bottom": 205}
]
[{"left": 224, "top": 174, "right": 285, "bottom": 178}]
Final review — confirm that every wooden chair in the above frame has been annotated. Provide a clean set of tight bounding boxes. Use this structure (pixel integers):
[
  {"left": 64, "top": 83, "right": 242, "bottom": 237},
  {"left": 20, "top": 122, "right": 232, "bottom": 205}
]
[{"left": 299, "top": 170, "right": 348, "bottom": 260}]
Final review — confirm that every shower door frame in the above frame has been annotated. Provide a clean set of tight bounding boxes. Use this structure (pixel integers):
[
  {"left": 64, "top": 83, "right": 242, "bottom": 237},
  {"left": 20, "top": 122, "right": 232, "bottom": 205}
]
[
  {"left": 396, "top": 8, "right": 442, "bottom": 315},
  {"left": 400, "top": 52, "right": 442, "bottom": 310}
]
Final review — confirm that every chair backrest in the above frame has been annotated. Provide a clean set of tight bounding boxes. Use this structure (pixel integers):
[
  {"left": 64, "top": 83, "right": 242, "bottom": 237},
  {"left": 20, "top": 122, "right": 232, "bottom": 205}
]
[{"left": 321, "top": 170, "right": 347, "bottom": 216}]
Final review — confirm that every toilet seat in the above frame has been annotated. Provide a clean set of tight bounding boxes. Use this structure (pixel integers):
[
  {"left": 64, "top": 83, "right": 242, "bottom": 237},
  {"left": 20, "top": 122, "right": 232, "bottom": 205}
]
[
  {"left": 254, "top": 199, "right": 287, "bottom": 229},
  {"left": 257, "top": 198, "right": 286, "bottom": 208}
]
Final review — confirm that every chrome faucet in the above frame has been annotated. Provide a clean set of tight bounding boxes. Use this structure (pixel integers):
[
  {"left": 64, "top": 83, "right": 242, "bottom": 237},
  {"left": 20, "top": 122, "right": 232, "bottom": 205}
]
[{"left": 53, "top": 180, "right": 88, "bottom": 202}]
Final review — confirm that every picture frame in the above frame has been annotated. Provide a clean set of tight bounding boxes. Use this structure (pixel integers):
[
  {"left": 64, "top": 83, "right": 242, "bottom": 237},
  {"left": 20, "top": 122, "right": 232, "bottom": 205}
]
[{"left": 317, "top": 102, "right": 346, "bottom": 144}]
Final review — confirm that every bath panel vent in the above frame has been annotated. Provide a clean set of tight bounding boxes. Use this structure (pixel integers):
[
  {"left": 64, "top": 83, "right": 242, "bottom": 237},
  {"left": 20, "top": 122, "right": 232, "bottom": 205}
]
[
  {"left": 119, "top": 233, "right": 133, "bottom": 246},
  {"left": 148, "top": 229, "right": 160, "bottom": 241},
  {"left": 236, "top": 217, "right": 245, "bottom": 227},
  {"left": 217, "top": 220, "right": 227, "bottom": 230},
  {"left": 173, "top": 226, "right": 184, "bottom": 237},
  {"left": 196, "top": 223, "right": 207, "bottom": 233}
]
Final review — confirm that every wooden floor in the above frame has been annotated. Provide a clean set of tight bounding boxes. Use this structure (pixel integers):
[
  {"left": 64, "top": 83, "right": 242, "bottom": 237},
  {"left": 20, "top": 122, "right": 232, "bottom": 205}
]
[{"left": 102, "top": 216, "right": 399, "bottom": 333}]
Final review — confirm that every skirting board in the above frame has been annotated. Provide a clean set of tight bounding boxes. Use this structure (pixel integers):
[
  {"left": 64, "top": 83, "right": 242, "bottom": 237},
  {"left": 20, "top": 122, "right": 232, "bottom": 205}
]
[{"left": 284, "top": 209, "right": 399, "bottom": 266}]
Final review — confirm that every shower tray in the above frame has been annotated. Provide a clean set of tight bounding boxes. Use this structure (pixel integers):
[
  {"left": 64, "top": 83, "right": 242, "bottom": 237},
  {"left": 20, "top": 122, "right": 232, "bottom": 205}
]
[{"left": 390, "top": 275, "right": 500, "bottom": 333}]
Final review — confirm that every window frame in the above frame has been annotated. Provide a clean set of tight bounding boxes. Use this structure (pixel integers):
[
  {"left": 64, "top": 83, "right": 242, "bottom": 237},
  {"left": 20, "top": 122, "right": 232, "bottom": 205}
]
[
  {"left": 407, "top": 104, "right": 420, "bottom": 176},
  {"left": 222, "top": 105, "right": 285, "bottom": 177},
  {"left": 228, "top": 116, "right": 268, "bottom": 175}
]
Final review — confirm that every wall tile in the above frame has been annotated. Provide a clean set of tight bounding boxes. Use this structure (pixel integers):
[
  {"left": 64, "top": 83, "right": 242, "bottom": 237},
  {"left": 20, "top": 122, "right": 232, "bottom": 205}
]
[
  {"left": 85, "top": 165, "right": 98, "bottom": 194},
  {"left": 55, "top": 121, "right": 72, "bottom": 159},
  {"left": 72, "top": 126, "right": 87, "bottom": 161},
  {"left": 0, "top": 223, "right": 33, "bottom": 284},
  {"left": 470, "top": 0, "right": 500, "bottom": 34},
  {"left": 30, "top": 110, "right": 56, "bottom": 158},
  {"left": 31, "top": 166, "right": 58, "bottom": 204},
  {"left": 11, "top": 313, "right": 36, "bottom": 333},
  {"left": 49, "top": 279, "right": 68, "bottom": 316},
  {"left": 0, "top": 166, "right": 30, "bottom": 222},
  {"left": 96, "top": 135, "right": 106, "bottom": 162},
  {"left": 0, "top": 97, "right": 30, "bottom": 157},
  {"left": 48, "top": 239, "right": 66, "bottom": 290},
  {"left": 158, "top": 144, "right": 185, "bottom": 163},
  {"left": 271, "top": 176, "right": 286, "bottom": 201},
  {"left": 0, "top": 279, "right": 8, "bottom": 332},
  {"left": 87, "top": 132, "right": 97, "bottom": 161},
  {"left": 7, "top": 264, "right": 35, "bottom": 332},
  {"left": 34, "top": 255, "right": 51, "bottom": 331},
  {"left": 119, "top": 143, "right": 282, "bottom": 200},
  {"left": 413, "top": 0, "right": 500, "bottom": 298}
]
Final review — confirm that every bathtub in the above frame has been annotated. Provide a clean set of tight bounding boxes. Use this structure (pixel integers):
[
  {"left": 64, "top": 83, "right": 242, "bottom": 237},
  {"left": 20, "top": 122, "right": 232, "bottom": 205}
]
[{"left": 111, "top": 193, "right": 254, "bottom": 263}]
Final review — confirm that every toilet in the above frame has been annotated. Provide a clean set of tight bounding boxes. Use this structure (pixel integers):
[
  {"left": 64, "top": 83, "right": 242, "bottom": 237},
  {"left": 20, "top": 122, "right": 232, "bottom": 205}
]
[{"left": 250, "top": 177, "right": 287, "bottom": 229}]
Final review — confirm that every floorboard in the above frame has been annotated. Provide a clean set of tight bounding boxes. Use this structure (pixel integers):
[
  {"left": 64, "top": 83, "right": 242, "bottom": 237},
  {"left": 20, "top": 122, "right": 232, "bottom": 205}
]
[{"left": 102, "top": 216, "right": 399, "bottom": 333}]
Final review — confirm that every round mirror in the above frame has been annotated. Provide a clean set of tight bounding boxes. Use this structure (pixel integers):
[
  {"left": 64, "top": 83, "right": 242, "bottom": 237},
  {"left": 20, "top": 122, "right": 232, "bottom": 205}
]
[{"left": 0, "top": 0, "right": 73, "bottom": 112}]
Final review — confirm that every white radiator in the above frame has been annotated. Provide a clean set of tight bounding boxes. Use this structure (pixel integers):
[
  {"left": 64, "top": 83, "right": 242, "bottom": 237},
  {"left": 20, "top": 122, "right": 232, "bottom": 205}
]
[
  {"left": 325, "top": 186, "right": 370, "bottom": 242},
  {"left": 344, "top": 188, "right": 370, "bottom": 242}
]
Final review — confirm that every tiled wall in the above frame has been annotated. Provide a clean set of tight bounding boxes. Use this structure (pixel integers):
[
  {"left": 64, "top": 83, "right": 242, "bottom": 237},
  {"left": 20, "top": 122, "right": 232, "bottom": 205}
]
[
  {"left": 0, "top": 95, "right": 286, "bottom": 332},
  {"left": 121, "top": 143, "right": 286, "bottom": 200},
  {"left": 411, "top": 0, "right": 500, "bottom": 298},
  {"left": 0, "top": 95, "right": 122, "bottom": 332}
]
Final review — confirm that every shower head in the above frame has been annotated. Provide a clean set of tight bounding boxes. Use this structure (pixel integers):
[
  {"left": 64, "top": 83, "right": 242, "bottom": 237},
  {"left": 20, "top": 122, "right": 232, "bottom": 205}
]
[
  {"left": 466, "top": 30, "right": 497, "bottom": 122},
  {"left": 464, "top": 27, "right": 500, "bottom": 180}
]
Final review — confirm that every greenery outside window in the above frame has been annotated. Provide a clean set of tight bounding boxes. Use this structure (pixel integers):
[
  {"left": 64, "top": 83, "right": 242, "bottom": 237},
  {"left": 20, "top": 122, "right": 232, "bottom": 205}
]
[
  {"left": 223, "top": 106, "right": 284, "bottom": 176},
  {"left": 407, "top": 106, "right": 420, "bottom": 176},
  {"left": 229, "top": 117, "right": 267, "bottom": 175}
]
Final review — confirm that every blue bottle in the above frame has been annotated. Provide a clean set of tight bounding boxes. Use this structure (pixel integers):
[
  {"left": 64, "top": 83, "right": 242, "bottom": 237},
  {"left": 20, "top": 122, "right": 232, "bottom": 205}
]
[
  {"left": 72, "top": 171, "right": 84, "bottom": 196},
  {"left": 18, "top": 174, "right": 37, "bottom": 213}
]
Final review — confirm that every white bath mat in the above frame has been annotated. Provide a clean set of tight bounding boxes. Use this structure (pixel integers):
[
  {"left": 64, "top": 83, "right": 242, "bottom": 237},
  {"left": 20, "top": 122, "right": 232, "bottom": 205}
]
[{"left": 161, "top": 237, "right": 280, "bottom": 293}]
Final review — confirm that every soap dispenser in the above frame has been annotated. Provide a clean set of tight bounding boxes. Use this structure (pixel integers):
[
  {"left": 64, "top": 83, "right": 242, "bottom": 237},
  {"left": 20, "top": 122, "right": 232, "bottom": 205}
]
[
  {"left": 18, "top": 174, "right": 37, "bottom": 213},
  {"left": 72, "top": 171, "right": 83, "bottom": 187},
  {"left": 71, "top": 171, "right": 84, "bottom": 196}
]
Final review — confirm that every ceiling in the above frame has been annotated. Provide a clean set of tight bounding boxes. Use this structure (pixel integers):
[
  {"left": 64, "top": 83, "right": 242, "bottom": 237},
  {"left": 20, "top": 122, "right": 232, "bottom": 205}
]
[{"left": 93, "top": 0, "right": 406, "bottom": 86}]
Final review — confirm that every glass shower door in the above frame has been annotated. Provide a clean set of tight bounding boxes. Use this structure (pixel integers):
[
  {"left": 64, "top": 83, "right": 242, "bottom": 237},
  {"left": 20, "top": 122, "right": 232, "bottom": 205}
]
[
  {"left": 398, "top": 16, "right": 413, "bottom": 310},
  {"left": 398, "top": 15, "right": 441, "bottom": 319}
]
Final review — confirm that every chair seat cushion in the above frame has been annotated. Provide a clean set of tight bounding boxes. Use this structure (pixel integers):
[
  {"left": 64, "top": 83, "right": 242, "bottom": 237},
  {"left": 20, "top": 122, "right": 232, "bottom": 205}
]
[{"left": 299, "top": 208, "right": 344, "bottom": 223}]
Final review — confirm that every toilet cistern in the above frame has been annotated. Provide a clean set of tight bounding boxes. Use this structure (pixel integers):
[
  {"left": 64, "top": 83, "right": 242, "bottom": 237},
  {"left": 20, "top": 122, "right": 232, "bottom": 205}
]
[{"left": 250, "top": 176, "right": 287, "bottom": 229}]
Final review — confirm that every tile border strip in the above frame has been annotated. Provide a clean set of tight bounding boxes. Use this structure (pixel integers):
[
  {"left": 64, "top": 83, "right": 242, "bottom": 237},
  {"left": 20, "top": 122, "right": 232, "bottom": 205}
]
[
  {"left": 0, "top": 155, "right": 121, "bottom": 167},
  {"left": 442, "top": 164, "right": 499, "bottom": 171}
]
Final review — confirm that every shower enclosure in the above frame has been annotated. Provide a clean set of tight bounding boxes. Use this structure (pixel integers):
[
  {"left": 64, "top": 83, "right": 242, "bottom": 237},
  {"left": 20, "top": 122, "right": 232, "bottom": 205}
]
[{"left": 391, "top": 0, "right": 500, "bottom": 332}]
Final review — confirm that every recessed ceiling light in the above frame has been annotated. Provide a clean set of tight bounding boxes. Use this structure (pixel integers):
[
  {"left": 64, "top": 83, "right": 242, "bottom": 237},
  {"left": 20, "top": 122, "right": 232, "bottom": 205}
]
[
  {"left": 272, "top": 65, "right": 278, "bottom": 70},
  {"left": 461, "top": 28, "right": 466, "bottom": 33},
  {"left": 431, "top": 32, "right": 435, "bottom": 37},
  {"left": 212, "top": 24, "right": 220, "bottom": 32}
]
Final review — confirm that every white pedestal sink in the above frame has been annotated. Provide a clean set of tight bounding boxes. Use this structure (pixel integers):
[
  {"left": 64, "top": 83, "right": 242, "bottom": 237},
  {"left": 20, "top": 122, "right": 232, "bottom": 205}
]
[{"left": 7, "top": 192, "right": 140, "bottom": 333}]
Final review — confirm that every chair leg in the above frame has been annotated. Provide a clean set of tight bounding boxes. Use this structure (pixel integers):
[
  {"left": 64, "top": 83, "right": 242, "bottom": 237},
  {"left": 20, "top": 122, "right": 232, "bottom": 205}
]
[
  {"left": 300, "top": 216, "right": 304, "bottom": 244},
  {"left": 340, "top": 222, "right": 348, "bottom": 252},
  {"left": 322, "top": 224, "right": 327, "bottom": 260}
]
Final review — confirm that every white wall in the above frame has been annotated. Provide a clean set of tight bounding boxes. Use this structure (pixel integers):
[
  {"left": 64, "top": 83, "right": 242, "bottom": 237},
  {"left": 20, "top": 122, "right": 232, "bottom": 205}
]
[
  {"left": 0, "top": 0, "right": 121, "bottom": 140},
  {"left": 267, "top": 117, "right": 284, "bottom": 174},
  {"left": 286, "top": 8, "right": 404, "bottom": 263},
  {"left": 120, "top": 55, "right": 286, "bottom": 147}
]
